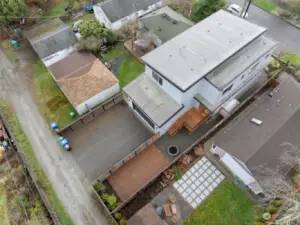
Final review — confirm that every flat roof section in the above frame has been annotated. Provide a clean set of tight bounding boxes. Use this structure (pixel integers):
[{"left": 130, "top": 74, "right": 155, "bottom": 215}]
[
  {"left": 207, "top": 35, "right": 277, "bottom": 90},
  {"left": 141, "top": 6, "right": 193, "bottom": 43},
  {"left": 48, "top": 52, "right": 118, "bottom": 107},
  {"left": 211, "top": 74, "right": 300, "bottom": 176},
  {"left": 124, "top": 74, "right": 182, "bottom": 127},
  {"left": 142, "top": 10, "right": 266, "bottom": 91}
]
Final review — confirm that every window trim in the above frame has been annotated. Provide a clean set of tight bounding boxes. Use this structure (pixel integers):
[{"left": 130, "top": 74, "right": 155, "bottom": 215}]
[{"left": 152, "top": 71, "right": 163, "bottom": 86}]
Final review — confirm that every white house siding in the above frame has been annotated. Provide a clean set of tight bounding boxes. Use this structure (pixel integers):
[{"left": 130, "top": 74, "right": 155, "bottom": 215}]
[
  {"left": 43, "top": 45, "right": 76, "bottom": 67},
  {"left": 216, "top": 51, "right": 275, "bottom": 108},
  {"left": 196, "top": 79, "right": 221, "bottom": 108},
  {"left": 76, "top": 83, "right": 120, "bottom": 115},
  {"left": 157, "top": 107, "right": 185, "bottom": 135},
  {"left": 95, "top": 1, "right": 162, "bottom": 30},
  {"left": 93, "top": 5, "right": 112, "bottom": 29},
  {"left": 145, "top": 65, "right": 184, "bottom": 104}
]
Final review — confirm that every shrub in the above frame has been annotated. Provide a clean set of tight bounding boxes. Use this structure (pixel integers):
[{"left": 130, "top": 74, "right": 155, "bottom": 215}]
[
  {"left": 114, "top": 213, "right": 122, "bottom": 220},
  {"left": 271, "top": 60, "right": 281, "bottom": 69},
  {"left": 119, "top": 219, "right": 127, "bottom": 225},
  {"left": 8, "top": 195, "right": 29, "bottom": 223},
  {"left": 266, "top": 205, "right": 277, "bottom": 214},
  {"left": 93, "top": 183, "right": 105, "bottom": 192},
  {"left": 271, "top": 199, "right": 282, "bottom": 207},
  {"left": 262, "top": 212, "right": 271, "bottom": 221},
  {"left": 101, "top": 193, "right": 118, "bottom": 210}
]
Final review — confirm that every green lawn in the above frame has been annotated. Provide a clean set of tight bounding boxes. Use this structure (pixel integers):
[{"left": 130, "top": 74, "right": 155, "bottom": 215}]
[
  {"left": 32, "top": 60, "right": 78, "bottom": 128},
  {"left": 0, "top": 101, "right": 73, "bottom": 225},
  {"left": 254, "top": 0, "right": 277, "bottom": 12},
  {"left": 118, "top": 56, "right": 145, "bottom": 87},
  {"left": 183, "top": 180, "right": 256, "bottom": 225},
  {"left": 102, "top": 44, "right": 126, "bottom": 62}
]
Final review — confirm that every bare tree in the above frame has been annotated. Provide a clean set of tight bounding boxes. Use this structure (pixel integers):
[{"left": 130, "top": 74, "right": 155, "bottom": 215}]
[
  {"left": 255, "top": 142, "right": 300, "bottom": 225},
  {"left": 116, "top": 19, "right": 139, "bottom": 43},
  {"left": 138, "top": 31, "right": 156, "bottom": 52}
]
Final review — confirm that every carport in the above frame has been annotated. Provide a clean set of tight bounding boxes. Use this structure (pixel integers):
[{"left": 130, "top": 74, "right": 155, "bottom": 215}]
[{"left": 62, "top": 104, "right": 152, "bottom": 181}]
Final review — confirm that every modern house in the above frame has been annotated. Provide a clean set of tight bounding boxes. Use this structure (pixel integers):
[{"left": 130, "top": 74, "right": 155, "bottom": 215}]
[
  {"left": 208, "top": 75, "right": 300, "bottom": 195},
  {"left": 24, "top": 18, "right": 77, "bottom": 66},
  {"left": 139, "top": 6, "right": 194, "bottom": 47},
  {"left": 93, "top": 0, "right": 162, "bottom": 30},
  {"left": 48, "top": 52, "right": 120, "bottom": 115},
  {"left": 123, "top": 10, "right": 277, "bottom": 135}
]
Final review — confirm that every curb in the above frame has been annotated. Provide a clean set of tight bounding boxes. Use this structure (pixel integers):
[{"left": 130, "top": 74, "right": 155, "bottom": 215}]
[{"left": 252, "top": 3, "right": 300, "bottom": 30}]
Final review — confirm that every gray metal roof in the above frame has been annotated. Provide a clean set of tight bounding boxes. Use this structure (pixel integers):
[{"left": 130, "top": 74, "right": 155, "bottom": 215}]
[
  {"left": 96, "top": 0, "right": 160, "bottom": 23},
  {"left": 141, "top": 6, "right": 193, "bottom": 43},
  {"left": 211, "top": 74, "right": 300, "bottom": 175},
  {"left": 207, "top": 35, "right": 277, "bottom": 90},
  {"left": 24, "top": 19, "right": 76, "bottom": 59},
  {"left": 142, "top": 10, "right": 267, "bottom": 91},
  {"left": 124, "top": 74, "right": 182, "bottom": 127}
]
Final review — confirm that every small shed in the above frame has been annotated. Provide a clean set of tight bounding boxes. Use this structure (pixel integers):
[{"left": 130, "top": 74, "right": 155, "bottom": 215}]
[
  {"left": 128, "top": 203, "right": 167, "bottom": 225},
  {"left": 48, "top": 52, "right": 120, "bottom": 115}
]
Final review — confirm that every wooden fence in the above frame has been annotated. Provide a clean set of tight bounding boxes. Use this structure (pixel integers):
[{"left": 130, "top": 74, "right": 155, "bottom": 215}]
[{"left": 58, "top": 92, "right": 124, "bottom": 134}]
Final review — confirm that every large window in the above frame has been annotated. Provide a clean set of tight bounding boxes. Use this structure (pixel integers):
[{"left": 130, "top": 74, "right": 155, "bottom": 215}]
[
  {"left": 133, "top": 102, "right": 155, "bottom": 129},
  {"left": 152, "top": 71, "right": 163, "bottom": 85},
  {"left": 222, "top": 84, "right": 233, "bottom": 96}
]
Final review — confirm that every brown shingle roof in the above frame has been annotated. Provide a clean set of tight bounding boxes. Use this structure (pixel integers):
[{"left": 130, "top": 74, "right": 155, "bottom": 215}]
[{"left": 48, "top": 52, "right": 118, "bottom": 107}]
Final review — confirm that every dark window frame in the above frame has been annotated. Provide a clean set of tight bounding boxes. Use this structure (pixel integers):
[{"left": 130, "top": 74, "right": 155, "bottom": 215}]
[
  {"left": 152, "top": 71, "right": 163, "bottom": 86},
  {"left": 132, "top": 102, "right": 155, "bottom": 129}
]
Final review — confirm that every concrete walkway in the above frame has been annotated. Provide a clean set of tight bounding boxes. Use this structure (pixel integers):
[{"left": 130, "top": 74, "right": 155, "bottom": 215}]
[{"left": 0, "top": 48, "right": 109, "bottom": 225}]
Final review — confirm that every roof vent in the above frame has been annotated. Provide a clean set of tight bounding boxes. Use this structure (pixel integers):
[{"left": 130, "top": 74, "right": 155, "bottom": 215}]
[
  {"left": 158, "top": 26, "right": 162, "bottom": 31},
  {"left": 161, "top": 13, "right": 167, "bottom": 18},
  {"left": 172, "top": 20, "right": 178, "bottom": 24},
  {"left": 165, "top": 15, "right": 171, "bottom": 20}
]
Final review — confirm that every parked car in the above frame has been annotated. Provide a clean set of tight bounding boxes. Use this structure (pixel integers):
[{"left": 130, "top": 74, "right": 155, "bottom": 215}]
[{"left": 227, "top": 4, "right": 248, "bottom": 18}]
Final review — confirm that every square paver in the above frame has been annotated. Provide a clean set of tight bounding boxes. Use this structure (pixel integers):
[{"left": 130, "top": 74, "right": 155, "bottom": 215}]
[
  {"left": 191, "top": 202, "right": 198, "bottom": 209},
  {"left": 173, "top": 182, "right": 179, "bottom": 189}
]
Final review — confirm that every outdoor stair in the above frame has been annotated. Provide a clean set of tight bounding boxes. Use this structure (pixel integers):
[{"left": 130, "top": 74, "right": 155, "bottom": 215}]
[
  {"left": 168, "top": 106, "right": 210, "bottom": 136},
  {"left": 168, "top": 117, "right": 185, "bottom": 136}
]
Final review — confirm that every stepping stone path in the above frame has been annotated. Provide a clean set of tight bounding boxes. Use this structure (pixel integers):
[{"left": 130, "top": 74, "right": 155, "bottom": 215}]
[{"left": 173, "top": 157, "right": 225, "bottom": 209}]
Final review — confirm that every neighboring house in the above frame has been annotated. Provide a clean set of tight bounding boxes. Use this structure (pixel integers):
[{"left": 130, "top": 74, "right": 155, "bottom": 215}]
[
  {"left": 139, "top": 6, "right": 194, "bottom": 47},
  {"left": 24, "top": 18, "right": 77, "bottom": 66},
  {"left": 208, "top": 76, "right": 300, "bottom": 195},
  {"left": 48, "top": 52, "right": 120, "bottom": 115},
  {"left": 93, "top": 0, "right": 162, "bottom": 30},
  {"left": 123, "top": 10, "right": 277, "bottom": 135}
]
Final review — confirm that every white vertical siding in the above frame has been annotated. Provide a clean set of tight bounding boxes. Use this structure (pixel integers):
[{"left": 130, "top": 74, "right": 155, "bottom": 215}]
[
  {"left": 76, "top": 83, "right": 120, "bottom": 115},
  {"left": 93, "top": 5, "right": 112, "bottom": 29},
  {"left": 145, "top": 65, "right": 184, "bottom": 104}
]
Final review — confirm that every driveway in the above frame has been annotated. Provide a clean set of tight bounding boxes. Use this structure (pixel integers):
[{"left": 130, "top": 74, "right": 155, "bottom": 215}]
[
  {"left": 0, "top": 48, "right": 109, "bottom": 225},
  {"left": 62, "top": 104, "right": 152, "bottom": 181},
  {"left": 230, "top": 0, "right": 300, "bottom": 54}
]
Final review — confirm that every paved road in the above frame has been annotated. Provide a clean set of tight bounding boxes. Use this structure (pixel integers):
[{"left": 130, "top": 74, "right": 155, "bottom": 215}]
[
  {"left": 230, "top": 0, "right": 300, "bottom": 54},
  {"left": 0, "top": 49, "right": 109, "bottom": 225}
]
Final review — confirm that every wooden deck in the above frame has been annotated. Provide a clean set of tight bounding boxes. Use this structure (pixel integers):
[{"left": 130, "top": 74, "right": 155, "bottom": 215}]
[
  {"left": 168, "top": 106, "right": 209, "bottom": 136},
  {"left": 107, "top": 144, "right": 169, "bottom": 202}
]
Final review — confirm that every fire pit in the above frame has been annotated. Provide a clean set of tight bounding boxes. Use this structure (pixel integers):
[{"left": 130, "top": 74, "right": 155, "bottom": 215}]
[{"left": 167, "top": 145, "right": 179, "bottom": 157}]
